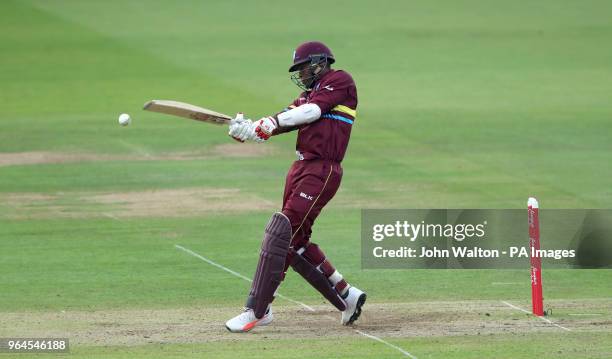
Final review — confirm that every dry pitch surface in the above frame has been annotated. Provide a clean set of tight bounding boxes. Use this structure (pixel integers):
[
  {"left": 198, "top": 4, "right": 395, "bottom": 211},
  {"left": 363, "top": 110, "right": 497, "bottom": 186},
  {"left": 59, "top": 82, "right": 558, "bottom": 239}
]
[{"left": 2, "top": 300, "right": 610, "bottom": 346}]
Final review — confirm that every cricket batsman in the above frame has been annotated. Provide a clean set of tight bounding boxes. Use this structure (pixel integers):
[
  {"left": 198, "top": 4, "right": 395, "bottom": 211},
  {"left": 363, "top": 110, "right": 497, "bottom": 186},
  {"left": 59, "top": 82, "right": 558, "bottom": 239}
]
[{"left": 225, "top": 41, "right": 365, "bottom": 332}]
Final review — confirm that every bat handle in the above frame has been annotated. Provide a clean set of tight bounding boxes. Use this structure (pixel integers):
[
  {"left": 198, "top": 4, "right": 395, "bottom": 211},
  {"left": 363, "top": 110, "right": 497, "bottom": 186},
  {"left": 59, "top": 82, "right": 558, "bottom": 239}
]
[{"left": 231, "top": 112, "right": 244, "bottom": 125}]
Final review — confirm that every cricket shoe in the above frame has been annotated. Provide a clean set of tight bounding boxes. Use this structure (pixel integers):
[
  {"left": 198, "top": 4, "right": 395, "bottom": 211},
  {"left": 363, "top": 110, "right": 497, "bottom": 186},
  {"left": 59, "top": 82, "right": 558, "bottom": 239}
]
[
  {"left": 341, "top": 287, "right": 366, "bottom": 325},
  {"left": 225, "top": 307, "right": 273, "bottom": 333}
]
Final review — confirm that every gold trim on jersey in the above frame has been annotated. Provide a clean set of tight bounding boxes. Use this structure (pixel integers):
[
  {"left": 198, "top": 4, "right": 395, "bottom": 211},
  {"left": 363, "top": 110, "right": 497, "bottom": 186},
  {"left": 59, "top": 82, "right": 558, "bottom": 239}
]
[{"left": 332, "top": 105, "right": 356, "bottom": 118}]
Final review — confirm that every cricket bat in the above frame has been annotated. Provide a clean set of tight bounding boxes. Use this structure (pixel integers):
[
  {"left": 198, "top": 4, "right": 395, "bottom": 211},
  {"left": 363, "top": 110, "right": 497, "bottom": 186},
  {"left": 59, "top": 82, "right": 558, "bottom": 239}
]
[{"left": 143, "top": 99, "right": 232, "bottom": 125}]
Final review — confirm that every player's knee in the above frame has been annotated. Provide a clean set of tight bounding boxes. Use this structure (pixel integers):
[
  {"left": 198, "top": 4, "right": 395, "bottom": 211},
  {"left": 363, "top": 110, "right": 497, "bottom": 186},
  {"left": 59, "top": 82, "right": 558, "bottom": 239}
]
[
  {"left": 267, "top": 212, "right": 291, "bottom": 232},
  {"left": 281, "top": 208, "right": 300, "bottom": 226},
  {"left": 263, "top": 212, "right": 292, "bottom": 254}
]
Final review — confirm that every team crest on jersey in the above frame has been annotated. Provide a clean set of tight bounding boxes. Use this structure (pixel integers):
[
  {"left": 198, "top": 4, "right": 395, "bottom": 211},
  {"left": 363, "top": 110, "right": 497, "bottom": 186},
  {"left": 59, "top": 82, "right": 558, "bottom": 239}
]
[{"left": 324, "top": 85, "right": 334, "bottom": 91}]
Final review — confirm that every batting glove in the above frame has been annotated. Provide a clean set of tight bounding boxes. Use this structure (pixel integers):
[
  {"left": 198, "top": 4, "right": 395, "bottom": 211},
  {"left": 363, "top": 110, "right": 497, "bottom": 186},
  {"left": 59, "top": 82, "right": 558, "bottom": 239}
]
[
  {"left": 252, "top": 116, "right": 278, "bottom": 142},
  {"left": 228, "top": 113, "right": 253, "bottom": 142}
]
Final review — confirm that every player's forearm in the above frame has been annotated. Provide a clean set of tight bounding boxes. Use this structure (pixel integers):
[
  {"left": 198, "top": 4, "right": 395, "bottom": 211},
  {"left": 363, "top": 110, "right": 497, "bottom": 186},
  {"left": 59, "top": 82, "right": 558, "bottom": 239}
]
[
  {"left": 276, "top": 104, "right": 321, "bottom": 127},
  {"left": 269, "top": 104, "right": 321, "bottom": 136},
  {"left": 253, "top": 103, "right": 322, "bottom": 139},
  {"left": 271, "top": 123, "right": 298, "bottom": 136}
]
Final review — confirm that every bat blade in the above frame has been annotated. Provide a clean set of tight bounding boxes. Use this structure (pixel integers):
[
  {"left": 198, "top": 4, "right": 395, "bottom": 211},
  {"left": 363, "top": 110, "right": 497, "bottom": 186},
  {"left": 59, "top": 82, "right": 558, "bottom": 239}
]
[{"left": 143, "top": 100, "right": 232, "bottom": 125}]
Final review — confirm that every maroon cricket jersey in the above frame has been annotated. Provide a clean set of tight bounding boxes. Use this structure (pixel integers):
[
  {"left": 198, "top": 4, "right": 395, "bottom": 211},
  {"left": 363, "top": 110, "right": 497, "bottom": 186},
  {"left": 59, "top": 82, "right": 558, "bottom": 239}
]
[{"left": 288, "top": 70, "right": 358, "bottom": 162}]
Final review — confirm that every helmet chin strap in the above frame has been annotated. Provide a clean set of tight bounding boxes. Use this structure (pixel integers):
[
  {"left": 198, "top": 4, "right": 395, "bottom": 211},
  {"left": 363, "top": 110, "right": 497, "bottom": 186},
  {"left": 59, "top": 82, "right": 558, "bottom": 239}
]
[
  {"left": 307, "top": 62, "right": 328, "bottom": 87},
  {"left": 300, "top": 65, "right": 322, "bottom": 90}
]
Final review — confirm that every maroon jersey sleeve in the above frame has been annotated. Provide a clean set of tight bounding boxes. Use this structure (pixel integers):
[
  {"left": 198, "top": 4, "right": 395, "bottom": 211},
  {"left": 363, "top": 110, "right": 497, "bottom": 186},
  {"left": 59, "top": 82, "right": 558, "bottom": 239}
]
[
  {"left": 306, "top": 71, "right": 355, "bottom": 114},
  {"left": 290, "top": 93, "right": 309, "bottom": 109},
  {"left": 294, "top": 70, "right": 358, "bottom": 162}
]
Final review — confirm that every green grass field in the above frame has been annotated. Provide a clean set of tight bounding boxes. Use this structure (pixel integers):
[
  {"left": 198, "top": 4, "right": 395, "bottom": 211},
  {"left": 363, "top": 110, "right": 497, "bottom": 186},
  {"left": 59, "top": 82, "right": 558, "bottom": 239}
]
[{"left": 1, "top": 0, "right": 611, "bottom": 358}]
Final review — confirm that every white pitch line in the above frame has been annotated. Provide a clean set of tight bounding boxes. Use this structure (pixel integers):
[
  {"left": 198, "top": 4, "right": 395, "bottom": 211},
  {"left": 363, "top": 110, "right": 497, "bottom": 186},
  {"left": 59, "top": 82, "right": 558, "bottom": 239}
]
[
  {"left": 175, "top": 244, "right": 314, "bottom": 311},
  {"left": 275, "top": 294, "right": 316, "bottom": 311},
  {"left": 568, "top": 313, "right": 602, "bottom": 316},
  {"left": 501, "top": 300, "right": 534, "bottom": 315},
  {"left": 501, "top": 301, "right": 571, "bottom": 331},
  {"left": 355, "top": 330, "right": 417, "bottom": 358},
  {"left": 175, "top": 244, "right": 254, "bottom": 282},
  {"left": 175, "top": 244, "right": 417, "bottom": 358}
]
